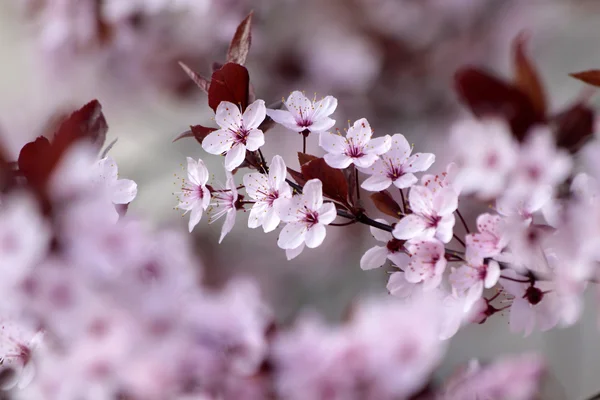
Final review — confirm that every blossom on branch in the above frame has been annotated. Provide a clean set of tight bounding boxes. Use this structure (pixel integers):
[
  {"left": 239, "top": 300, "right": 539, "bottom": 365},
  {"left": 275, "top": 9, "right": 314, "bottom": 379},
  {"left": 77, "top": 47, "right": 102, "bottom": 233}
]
[
  {"left": 91, "top": 156, "right": 138, "bottom": 206},
  {"left": 401, "top": 238, "right": 447, "bottom": 290},
  {"left": 393, "top": 185, "right": 457, "bottom": 243},
  {"left": 360, "top": 218, "right": 405, "bottom": 270},
  {"left": 176, "top": 157, "right": 211, "bottom": 232},
  {"left": 319, "top": 118, "right": 391, "bottom": 169},
  {"left": 276, "top": 179, "right": 336, "bottom": 253},
  {"left": 360, "top": 133, "right": 435, "bottom": 191},
  {"left": 243, "top": 155, "right": 292, "bottom": 232},
  {"left": 208, "top": 172, "right": 239, "bottom": 243},
  {"left": 202, "top": 100, "right": 266, "bottom": 171},
  {"left": 266, "top": 91, "right": 337, "bottom": 135}
]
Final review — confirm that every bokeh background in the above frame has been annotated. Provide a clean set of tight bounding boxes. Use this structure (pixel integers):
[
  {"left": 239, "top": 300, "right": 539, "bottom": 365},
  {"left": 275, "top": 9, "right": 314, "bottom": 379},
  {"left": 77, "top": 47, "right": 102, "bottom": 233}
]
[{"left": 2, "top": 1, "right": 600, "bottom": 398}]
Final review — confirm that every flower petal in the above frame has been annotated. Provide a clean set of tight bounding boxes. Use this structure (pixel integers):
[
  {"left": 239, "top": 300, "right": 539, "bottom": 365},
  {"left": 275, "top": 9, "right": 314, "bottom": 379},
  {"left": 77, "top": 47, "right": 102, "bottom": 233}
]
[
  {"left": 360, "top": 246, "right": 389, "bottom": 270},
  {"left": 188, "top": 204, "right": 203, "bottom": 232},
  {"left": 433, "top": 187, "right": 458, "bottom": 216},
  {"left": 392, "top": 214, "right": 428, "bottom": 240},
  {"left": 311, "top": 95, "right": 338, "bottom": 121},
  {"left": 218, "top": 209, "right": 237, "bottom": 243},
  {"left": 243, "top": 100, "right": 266, "bottom": 129},
  {"left": 392, "top": 173, "right": 417, "bottom": 189},
  {"left": 269, "top": 155, "right": 287, "bottom": 188},
  {"left": 435, "top": 214, "right": 455, "bottom": 244},
  {"left": 278, "top": 221, "right": 307, "bottom": 249},
  {"left": 245, "top": 129, "right": 265, "bottom": 151},
  {"left": 361, "top": 174, "right": 392, "bottom": 192},
  {"left": 370, "top": 218, "right": 393, "bottom": 242},
  {"left": 346, "top": 118, "right": 372, "bottom": 144},
  {"left": 202, "top": 129, "right": 233, "bottom": 155},
  {"left": 352, "top": 153, "right": 379, "bottom": 169},
  {"left": 408, "top": 185, "right": 434, "bottom": 215},
  {"left": 224, "top": 144, "right": 247, "bottom": 171},
  {"left": 509, "top": 298, "right": 535, "bottom": 337},
  {"left": 285, "top": 91, "right": 312, "bottom": 122},
  {"left": 187, "top": 157, "right": 209, "bottom": 186},
  {"left": 215, "top": 101, "right": 242, "bottom": 130},
  {"left": 243, "top": 172, "right": 269, "bottom": 200},
  {"left": 303, "top": 179, "right": 323, "bottom": 210},
  {"left": 319, "top": 132, "right": 346, "bottom": 154},
  {"left": 318, "top": 202, "right": 337, "bottom": 225},
  {"left": 266, "top": 109, "right": 300, "bottom": 131},
  {"left": 308, "top": 117, "right": 336, "bottom": 133},
  {"left": 286, "top": 243, "right": 305, "bottom": 260},
  {"left": 364, "top": 135, "right": 392, "bottom": 155},
  {"left": 248, "top": 203, "right": 267, "bottom": 229},
  {"left": 485, "top": 260, "right": 501, "bottom": 288},
  {"left": 403, "top": 153, "right": 435, "bottom": 173},
  {"left": 305, "top": 224, "right": 326, "bottom": 248},
  {"left": 387, "top": 133, "right": 412, "bottom": 162},
  {"left": 110, "top": 179, "right": 137, "bottom": 204},
  {"left": 262, "top": 206, "right": 281, "bottom": 233},
  {"left": 324, "top": 153, "right": 353, "bottom": 169}
]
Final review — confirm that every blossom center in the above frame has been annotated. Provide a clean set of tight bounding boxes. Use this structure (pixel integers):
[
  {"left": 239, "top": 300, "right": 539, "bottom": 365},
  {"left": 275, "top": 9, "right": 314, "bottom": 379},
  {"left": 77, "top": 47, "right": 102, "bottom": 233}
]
[
  {"left": 301, "top": 208, "right": 319, "bottom": 228},
  {"left": 345, "top": 139, "right": 365, "bottom": 158},
  {"left": 386, "top": 239, "right": 404, "bottom": 253},
  {"left": 265, "top": 190, "right": 279, "bottom": 206},
  {"left": 233, "top": 127, "right": 250, "bottom": 145},
  {"left": 524, "top": 286, "right": 543, "bottom": 305}
]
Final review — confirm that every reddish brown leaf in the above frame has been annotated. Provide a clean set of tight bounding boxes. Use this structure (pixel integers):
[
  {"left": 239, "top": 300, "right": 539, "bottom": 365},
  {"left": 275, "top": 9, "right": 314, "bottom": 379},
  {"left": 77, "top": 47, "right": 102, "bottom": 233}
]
[
  {"left": 513, "top": 33, "right": 546, "bottom": 117},
  {"left": 208, "top": 63, "right": 250, "bottom": 112},
  {"left": 178, "top": 62, "right": 210, "bottom": 94},
  {"left": 297, "top": 152, "right": 318, "bottom": 166},
  {"left": 17, "top": 136, "right": 52, "bottom": 188},
  {"left": 287, "top": 167, "right": 306, "bottom": 187},
  {"left": 227, "top": 11, "right": 253, "bottom": 65},
  {"left": 370, "top": 191, "right": 403, "bottom": 218},
  {"left": 570, "top": 70, "right": 600, "bottom": 87},
  {"left": 301, "top": 158, "right": 349, "bottom": 205},
  {"left": 173, "top": 125, "right": 216, "bottom": 144},
  {"left": 53, "top": 99, "right": 108, "bottom": 152},
  {"left": 454, "top": 67, "right": 543, "bottom": 141},
  {"left": 553, "top": 103, "right": 595, "bottom": 152}
]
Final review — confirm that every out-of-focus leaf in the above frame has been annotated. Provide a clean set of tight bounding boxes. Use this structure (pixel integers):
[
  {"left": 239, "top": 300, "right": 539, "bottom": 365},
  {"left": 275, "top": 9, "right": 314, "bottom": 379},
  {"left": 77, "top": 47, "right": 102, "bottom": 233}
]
[
  {"left": 553, "top": 103, "right": 595, "bottom": 153},
  {"left": 513, "top": 33, "right": 546, "bottom": 117},
  {"left": 454, "top": 67, "right": 543, "bottom": 141},
  {"left": 173, "top": 125, "right": 217, "bottom": 144},
  {"left": 370, "top": 191, "right": 403, "bottom": 218},
  {"left": 570, "top": 70, "right": 600, "bottom": 87},
  {"left": 301, "top": 157, "right": 349, "bottom": 205},
  {"left": 227, "top": 11, "right": 253, "bottom": 65},
  {"left": 208, "top": 63, "right": 250, "bottom": 112},
  {"left": 53, "top": 99, "right": 108, "bottom": 152},
  {"left": 297, "top": 152, "right": 318, "bottom": 166},
  {"left": 178, "top": 62, "right": 209, "bottom": 94},
  {"left": 17, "top": 136, "right": 53, "bottom": 189}
]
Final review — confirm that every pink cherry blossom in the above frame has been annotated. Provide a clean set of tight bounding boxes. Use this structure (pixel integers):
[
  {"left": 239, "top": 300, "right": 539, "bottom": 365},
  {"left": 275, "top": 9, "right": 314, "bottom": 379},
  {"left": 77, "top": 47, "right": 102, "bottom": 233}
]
[
  {"left": 500, "top": 269, "right": 560, "bottom": 337},
  {"left": 360, "top": 218, "right": 405, "bottom": 270},
  {"left": 319, "top": 118, "right": 391, "bottom": 169},
  {"left": 393, "top": 185, "right": 457, "bottom": 243},
  {"left": 451, "top": 118, "right": 518, "bottom": 198},
  {"left": 176, "top": 157, "right": 211, "bottom": 232},
  {"left": 207, "top": 172, "right": 239, "bottom": 243},
  {"left": 420, "top": 162, "right": 460, "bottom": 194},
  {"left": 276, "top": 179, "right": 337, "bottom": 251},
  {"left": 360, "top": 133, "right": 435, "bottom": 191},
  {"left": 243, "top": 155, "right": 292, "bottom": 233},
  {"left": 438, "top": 354, "right": 545, "bottom": 400},
  {"left": 266, "top": 91, "right": 337, "bottom": 134},
  {"left": 91, "top": 156, "right": 138, "bottom": 206},
  {"left": 465, "top": 213, "right": 508, "bottom": 260},
  {"left": 449, "top": 259, "right": 500, "bottom": 305},
  {"left": 386, "top": 267, "right": 423, "bottom": 299},
  {"left": 402, "top": 238, "right": 447, "bottom": 289},
  {"left": 0, "top": 319, "right": 43, "bottom": 390},
  {"left": 202, "top": 100, "right": 266, "bottom": 171}
]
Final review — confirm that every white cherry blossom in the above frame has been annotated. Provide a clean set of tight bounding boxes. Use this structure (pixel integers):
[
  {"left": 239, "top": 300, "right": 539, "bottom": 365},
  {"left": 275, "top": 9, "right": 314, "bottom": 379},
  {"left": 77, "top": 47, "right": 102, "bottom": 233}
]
[
  {"left": 202, "top": 100, "right": 266, "bottom": 171},
  {"left": 276, "top": 179, "right": 336, "bottom": 251},
  {"left": 393, "top": 185, "right": 457, "bottom": 243},
  {"left": 266, "top": 91, "right": 337, "bottom": 134},
  {"left": 360, "top": 218, "right": 406, "bottom": 270},
  {"left": 208, "top": 172, "right": 238, "bottom": 243},
  {"left": 360, "top": 133, "right": 435, "bottom": 191},
  {"left": 402, "top": 238, "right": 447, "bottom": 290},
  {"left": 176, "top": 157, "right": 211, "bottom": 232},
  {"left": 451, "top": 118, "right": 518, "bottom": 198},
  {"left": 243, "top": 155, "right": 292, "bottom": 233},
  {"left": 319, "top": 118, "right": 391, "bottom": 169},
  {"left": 449, "top": 259, "right": 500, "bottom": 307},
  {"left": 91, "top": 156, "right": 138, "bottom": 206}
]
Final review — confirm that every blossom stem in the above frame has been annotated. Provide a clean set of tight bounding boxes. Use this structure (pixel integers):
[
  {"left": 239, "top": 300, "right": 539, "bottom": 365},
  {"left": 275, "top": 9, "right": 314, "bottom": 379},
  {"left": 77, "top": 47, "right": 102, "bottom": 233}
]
[
  {"left": 399, "top": 188, "right": 407, "bottom": 213},
  {"left": 353, "top": 165, "right": 360, "bottom": 201},
  {"left": 456, "top": 209, "right": 470, "bottom": 233},
  {"left": 453, "top": 234, "right": 466, "bottom": 248},
  {"left": 256, "top": 149, "right": 269, "bottom": 174},
  {"left": 302, "top": 133, "right": 307, "bottom": 154}
]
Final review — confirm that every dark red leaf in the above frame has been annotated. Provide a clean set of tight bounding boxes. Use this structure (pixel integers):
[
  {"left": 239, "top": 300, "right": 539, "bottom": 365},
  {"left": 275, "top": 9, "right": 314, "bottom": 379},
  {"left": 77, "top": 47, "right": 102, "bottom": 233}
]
[
  {"left": 173, "top": 125, "right": 217, "bottom": 144},
  {"left": 370, "top": 191, "right": 403, "bottom": 218},
  {"left": 570, "top": 70, "right": 600, "bottom": 87},
  {"left": 227, "top": 11, "right": 253, "bottom": 65},
  {"left": 553, "top": 103, "right": 595, "bottom": 152},
  {"left": 513, "top": 33, "right": 546, "bottom": 117},
  {"left": 298, "top": 152, "right": 318, "bottom": 166},
  {"left": 287, "top": 167, "right": 306, "bottom": 187},
  {"left": 301, "top": 157, "right": 349, "bottom": 205},
  {"left": 17, "top": 136, "right": 53, "bottom": 188},
  {"left": 454, "top": 67, "right": 543, "bottom": 141},
  {"left": 178, "top": 62, "right": 210, "bottom": 94},
  {"left": 53, "top": 99, "right": 108, "bottom": 152},
  {"left": 208, "top": 63, "right": 250, "bottom": 112}
]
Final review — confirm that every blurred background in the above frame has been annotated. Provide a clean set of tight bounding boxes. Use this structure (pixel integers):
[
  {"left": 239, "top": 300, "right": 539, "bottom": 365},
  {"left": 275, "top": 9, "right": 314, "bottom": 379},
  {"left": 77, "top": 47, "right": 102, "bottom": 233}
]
[{"left": 2, "top": 0, "right": 600, "bottom": 398}]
